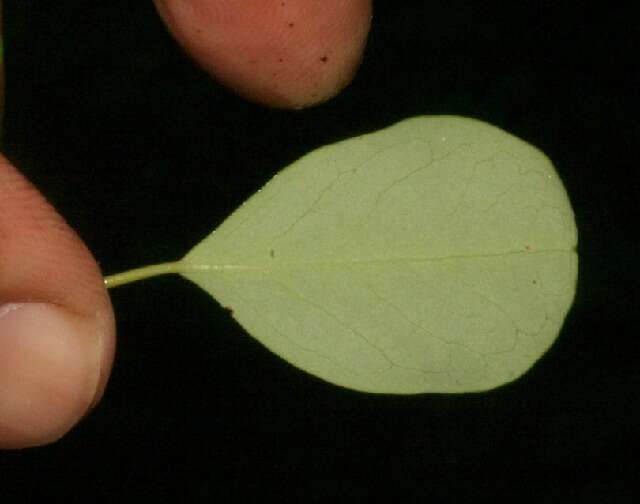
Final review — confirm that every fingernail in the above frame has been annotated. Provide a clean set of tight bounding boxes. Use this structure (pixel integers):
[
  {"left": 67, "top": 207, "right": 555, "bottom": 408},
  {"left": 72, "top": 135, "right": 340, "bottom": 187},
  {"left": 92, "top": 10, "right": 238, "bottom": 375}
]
[{"left": 0, "top": 303, "right": 102, "bottom": 449}]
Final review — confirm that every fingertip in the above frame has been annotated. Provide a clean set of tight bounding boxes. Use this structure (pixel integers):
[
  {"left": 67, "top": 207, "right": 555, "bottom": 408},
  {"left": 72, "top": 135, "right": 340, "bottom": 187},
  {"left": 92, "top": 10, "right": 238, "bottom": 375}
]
[
  {"left": 0, "top": 156, "right": 116, "bottom": 448},
  {"left": 154, "top": 0, "right": 372, "bottom": 108},
  {"left": 0, "top": 303, "right": 112, "bottom": 449}
]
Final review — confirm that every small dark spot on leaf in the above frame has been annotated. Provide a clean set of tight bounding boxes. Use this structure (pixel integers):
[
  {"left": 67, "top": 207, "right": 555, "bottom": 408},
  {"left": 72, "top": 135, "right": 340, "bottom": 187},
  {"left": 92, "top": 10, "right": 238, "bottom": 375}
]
[
  {"left": 320, "top": 55, "right": 329, "bottom": 63},
  {"left": 223, "top": 306, "right": 234, "bottom": 316},
  {"left": 270, "top": 249, "right": 275, "bottom": 258},
  {"left": 532, "top": 280, "right": 537, "bottom": 284},
  {"left": 288, "top": 22, "right": 294, "bottom": 28},
  {"left": 278, "top": 58, "right": 284, "bottom": 63}
]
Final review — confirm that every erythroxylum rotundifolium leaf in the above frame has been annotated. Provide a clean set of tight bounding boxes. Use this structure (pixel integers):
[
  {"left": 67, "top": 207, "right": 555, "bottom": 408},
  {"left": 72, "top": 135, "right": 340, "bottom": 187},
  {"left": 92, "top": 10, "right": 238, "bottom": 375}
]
[{"left": 105, "top": 116, "right": 578, "bottom": 394}]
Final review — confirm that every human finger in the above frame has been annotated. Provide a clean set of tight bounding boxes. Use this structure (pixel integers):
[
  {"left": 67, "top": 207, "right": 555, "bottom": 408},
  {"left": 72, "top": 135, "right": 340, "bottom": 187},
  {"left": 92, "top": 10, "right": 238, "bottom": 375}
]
[
  {"left": 153, "top": 0, "right": 372, "bottom": 108},
  {"left": 0, "top": 156, "right": 116, "bottom": 449}
]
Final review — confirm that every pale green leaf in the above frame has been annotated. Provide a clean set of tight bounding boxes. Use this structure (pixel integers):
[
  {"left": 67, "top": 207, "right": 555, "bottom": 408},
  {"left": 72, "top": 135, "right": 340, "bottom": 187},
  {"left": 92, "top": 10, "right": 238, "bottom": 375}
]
[{"left": 116, "top": 116, "right": 579, "bottom": 394}]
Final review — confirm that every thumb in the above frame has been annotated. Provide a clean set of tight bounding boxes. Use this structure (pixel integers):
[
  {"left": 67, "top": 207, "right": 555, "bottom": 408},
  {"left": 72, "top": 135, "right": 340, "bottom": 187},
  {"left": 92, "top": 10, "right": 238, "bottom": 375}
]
[
  {"left": 0, "top": 155, "right": 115, "bottom": 449},
  {"left": 153, "top": 0, "right": 372, "bottom": 108}
]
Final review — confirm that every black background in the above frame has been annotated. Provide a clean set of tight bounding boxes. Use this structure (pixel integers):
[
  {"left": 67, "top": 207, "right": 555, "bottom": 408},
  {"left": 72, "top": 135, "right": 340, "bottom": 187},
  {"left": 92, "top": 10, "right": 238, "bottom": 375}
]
[{"left": 1, "top": 1, "right": 638, "bottom": 501}]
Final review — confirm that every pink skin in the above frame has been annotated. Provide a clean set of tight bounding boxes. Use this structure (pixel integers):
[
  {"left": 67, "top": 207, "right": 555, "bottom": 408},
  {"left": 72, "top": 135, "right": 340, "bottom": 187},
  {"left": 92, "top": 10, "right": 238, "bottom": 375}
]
[
  {"left": 153, "top": 0, "right": 372, "bottom": 108},
  {"left": 0, "top": 156, "right": 116, "bottom": 448},
  {"left": 0, "top": 0, "right": 371, "bottom": 449}
]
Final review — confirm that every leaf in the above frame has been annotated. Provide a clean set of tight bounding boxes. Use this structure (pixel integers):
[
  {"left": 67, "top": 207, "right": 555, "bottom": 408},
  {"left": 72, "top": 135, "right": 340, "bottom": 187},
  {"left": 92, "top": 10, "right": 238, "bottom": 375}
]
[{"left": 179, "top": 115, "right": 578, "bottom": 394}]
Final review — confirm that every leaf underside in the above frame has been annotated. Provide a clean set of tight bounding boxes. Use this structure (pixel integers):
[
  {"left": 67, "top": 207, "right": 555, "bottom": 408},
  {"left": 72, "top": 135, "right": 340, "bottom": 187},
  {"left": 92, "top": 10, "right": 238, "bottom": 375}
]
[{"left": 181, "top": 116, "right": 578, "bottom": 394}]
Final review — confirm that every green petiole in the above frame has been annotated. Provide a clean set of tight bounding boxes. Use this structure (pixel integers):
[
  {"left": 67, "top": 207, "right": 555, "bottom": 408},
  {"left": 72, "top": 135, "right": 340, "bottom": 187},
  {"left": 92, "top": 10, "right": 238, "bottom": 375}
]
[{"left": 103, "top": 261, "right": 184, "bottom": 289}]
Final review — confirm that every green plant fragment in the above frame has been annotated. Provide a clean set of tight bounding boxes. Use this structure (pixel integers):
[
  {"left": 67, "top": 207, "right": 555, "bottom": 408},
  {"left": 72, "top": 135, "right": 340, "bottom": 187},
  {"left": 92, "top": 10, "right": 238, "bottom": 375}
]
[
  {"left": 176, "top": 116, "right": 578, "bottom": 393},
  {"left": 105, "top": 116, "right": 578, "bottom": 393}
]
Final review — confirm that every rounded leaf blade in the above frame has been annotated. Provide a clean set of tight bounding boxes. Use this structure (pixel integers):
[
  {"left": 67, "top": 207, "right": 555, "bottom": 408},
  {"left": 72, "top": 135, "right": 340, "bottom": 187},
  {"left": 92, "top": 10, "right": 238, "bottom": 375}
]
[{"left": 182, "top": 116, "right": 578, "bottom": 393}]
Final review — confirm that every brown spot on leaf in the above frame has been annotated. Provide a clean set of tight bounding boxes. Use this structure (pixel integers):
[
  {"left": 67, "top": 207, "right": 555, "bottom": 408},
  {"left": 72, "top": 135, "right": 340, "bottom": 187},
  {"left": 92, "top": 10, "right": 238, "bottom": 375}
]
[{"left": 319, "top": 55, "right": 329, "bottom": 63}]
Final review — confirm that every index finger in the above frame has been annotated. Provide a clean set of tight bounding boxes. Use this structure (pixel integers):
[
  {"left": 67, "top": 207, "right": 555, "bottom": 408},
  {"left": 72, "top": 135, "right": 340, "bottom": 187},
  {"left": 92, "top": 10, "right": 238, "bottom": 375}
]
[{"left": 153, "top": 0, "right": 372, "bottom": 108}]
